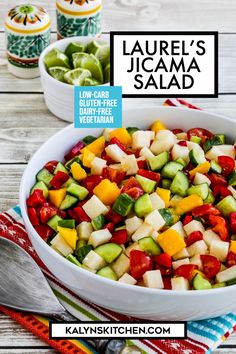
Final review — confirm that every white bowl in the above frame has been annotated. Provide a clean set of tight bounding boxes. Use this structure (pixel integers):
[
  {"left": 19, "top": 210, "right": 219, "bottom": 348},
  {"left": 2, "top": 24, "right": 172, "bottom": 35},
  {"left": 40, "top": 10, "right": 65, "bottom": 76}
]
[
  {"left": 39, "top": 35, "right": 109, "bottom": 123},
  {"left": 20, "top": 106, "right": 236, "bottom": 321}
]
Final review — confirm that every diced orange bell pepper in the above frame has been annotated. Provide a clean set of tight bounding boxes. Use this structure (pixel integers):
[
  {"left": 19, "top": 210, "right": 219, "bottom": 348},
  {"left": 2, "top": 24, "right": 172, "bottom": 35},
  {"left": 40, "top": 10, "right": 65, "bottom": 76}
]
[
  {"left": 150, "top": 120, "right": 167, "bottom": 133},
  {"left": 110, "top": 128, "right": 132, "bottom": 147},
  {"left": 71, "top": 162, "right": 87, "bottom": 181},
  {"left": 93, "top": 179, "right": 120, "bottom": 206},
  {"left": 189, "top": 162, "right": 211, "bottom": 178},
  {"left": 82, "top": 148, "right": 95, "bottom": 168},
  {"left": 157, "top": 229, "right": 186, "bottom": 256},
  {"left": 156, "top": 188, "right": 170, "bottom": 207},
  {"left": 57, "top": 226, "right": 78, "bottom": 250},
  {"left": 81, "top": 136, "right": 105, "bottom": 157},
  {"left": 230, "top": 241, "right": 236, "bottom": 254},
  {"left": 48, "top": 188, "right": 66, "bottom": 208},
  {"left": 175, "top": 194, "right": 203, "bottom": 215}
]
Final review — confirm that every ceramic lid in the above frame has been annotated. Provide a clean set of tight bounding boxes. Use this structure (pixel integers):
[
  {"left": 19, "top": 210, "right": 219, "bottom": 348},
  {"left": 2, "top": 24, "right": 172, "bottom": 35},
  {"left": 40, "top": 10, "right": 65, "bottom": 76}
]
[
  {"left": 56, "top": 0, "right": 102, "bottom": 15},
  {"left": 5, "top": 4, "right": 50, "bottom": 33}
]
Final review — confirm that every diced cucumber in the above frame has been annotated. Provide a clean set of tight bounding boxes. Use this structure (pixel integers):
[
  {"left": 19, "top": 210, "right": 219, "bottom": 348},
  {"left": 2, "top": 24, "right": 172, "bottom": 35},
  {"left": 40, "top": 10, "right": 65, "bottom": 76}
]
[
  {"left": 216, "top": 134, "right": 226, "bottom": 144},
  {"left": 162, "top": 179, "right": 172, "bottom": 189},
  {"left": 97, "top": 266, "right": 118, "bottom": 280},
  {"left": 190, "top": 136, "right": 201, "bottom": 144},
  {"left": 226, "top": 278, "right": 236, "bottom": 286},
  {"left": 114, "top": 225, "right": 126, "bottom": 231},
  {"left": 175, "top": 158, "right": 186, "bottom": 167},
  {"left": 216, "top": 196, "right": 236, "bottom": 216},
  {"left": 54, "top": 162, "right": 68, "bottom": 174},
  {"left": 148, "top": 151, "right": 169, "bottom": 171},
  {"left": 189, "top": 148, "right": 206, "bottom": 165},
  {"left": 134, "top": 194, "right": 152, "bottom": 217},
  {"left": 228, "top": 171, "right": 236, "bottom": 186},
  {"left": 75, "top": 244, "right": 93, "bottom": 263},
  {"left": 158, "top": 208, "right": 174, "bottom": 226},
  {"left": 67, "top": 183, "right": 88, "bottom": 200},
  {"left": 112, "top": 193, "right": 134, "bottom": 216},
  {"left": 91, "top": 214, "right": 105, "bottom": 230},
  {"left": 36, "top": 168, "right": 53, "bottom": 187},
  {"left": 127, "top": 127, "right": 139, "bottom": 136},
  {"left": 210, "top": 160, "right": 222, "bottom": 174},
  {"left": 187, "top": 183, "right": 209, "bottom": 200},
  {"left": 135, "top": 174, "right": 156, "bottom": 193},
  {"left": 47, "top": 215, "right": 63, "bottom": 232},
  {"left": 60, "top": 195, "right": 78, "bottom": 210},
  {"left": 95, "top": 243, "right": 122, "bottom": 263},
  {"left": 192, "top": 273, "right": 212, "bottom": 290},
  {"left": 203, "top": 135, "right": 223, "bottom": 152},
  {"left": 65, "top": 156, "right": 81, "bottom": 170},
  {"left": 63, "top": 177, "right": 77, "bottom": 187},
  {"left": 66, "top": 254, "right": 81, "bottom": 267},
  {"left": 138, "top": 237, "right": 161, "bottom": 256},
  {"left": 58, "top": 219, "right": 75, "bottom": 229},
  {"left": 31, "top": 181, "right": 48, "bottom": 198},
  {"left": 212, "top": 282, "right": 226, "bottom": 288},
  {"left": 161, "top": 161, "right": 184, "bottom": 179},
  {"left": 204, "top": 190, "right": 215, "bottom": 204},
  {"left": 170, "top": 171, "right": 189, "bottom": 197},
  {"left": 77, "top": 239, "right": 86, "bottom": 248},
  {"left": 83, "top": 135, "right": 97, "bottom": 145}
]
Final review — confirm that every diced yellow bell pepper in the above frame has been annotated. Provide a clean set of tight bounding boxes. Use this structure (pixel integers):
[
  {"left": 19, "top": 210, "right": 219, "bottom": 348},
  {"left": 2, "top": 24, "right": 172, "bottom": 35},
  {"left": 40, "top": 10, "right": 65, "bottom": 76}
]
[
  {"left": 93, "top": 179, "right": 120, "bottom": 206},
  {"left": 189, "top": 162, "right": 211, "bottom": 178},
  {"left": 71, "top": 162, "right": 87, "bottom": 181},
  {"left": 229, "top": 240, "right": 236, "bottom": 254},
  {"left": 156, "top": 188, "right": 170, "bottom": 207},
  {"left": 157, "top": 229, "right": 186, "bottom": 256},
  {"left": 82, "top": 148, "right": 95, "bottom": 168},
  {"left": 150, "top": 120, "right": 167, "bottom": 133},
  {"left": 81, "top": 136, "right": 105, "bottom": 157},
  {"left": 175, "top": 194, "right": 203, "bottom": 215},
  {"left": 57, "top": 227, "right": 78, "bottom": 250},
  {"left": 48, "top": 188, "right": 66, "bottom": 208},
  {"left": 109, "top": 128, "right": 132, "bottom": 147}
]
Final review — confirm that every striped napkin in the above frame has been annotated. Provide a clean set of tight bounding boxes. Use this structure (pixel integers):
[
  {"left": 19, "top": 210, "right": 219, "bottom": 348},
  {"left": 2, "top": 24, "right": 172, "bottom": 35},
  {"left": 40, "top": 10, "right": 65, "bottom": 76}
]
[{"left": 0, "top": 99, "right": 236, "bottom": 354}]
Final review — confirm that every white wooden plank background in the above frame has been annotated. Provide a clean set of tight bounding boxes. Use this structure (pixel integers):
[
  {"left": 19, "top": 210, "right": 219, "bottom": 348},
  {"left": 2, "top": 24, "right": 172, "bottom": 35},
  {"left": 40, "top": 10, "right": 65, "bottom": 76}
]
[{"left": 0, "top": 0, "right": 236, "bottom": 352}]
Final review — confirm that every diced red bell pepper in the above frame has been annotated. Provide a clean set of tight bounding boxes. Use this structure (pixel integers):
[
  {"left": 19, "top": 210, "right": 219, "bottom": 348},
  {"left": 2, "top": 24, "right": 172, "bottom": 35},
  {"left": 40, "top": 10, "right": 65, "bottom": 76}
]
[
  {"left": 50, "top": 171, "right": 69, "bottom": 189},
  {"left": 110, "top": 229, "right": 128, "bottom": 245},
  {"left": 177, "top": 141, "right": 187, "bottom": 147},
  {"left": 39, "top": 204, "right": 57, "bottom": 224},
  {"left": 186, "top": 231, "right": 203, "bottom": 247},
  {"left": 57, "top": 209, "right": 67, "bottom": 219},
  {"left": 122, "top": 177, "right": 143, "bottom": 193},
  {"left": 130, "top": 250, "right": 153, "bottom": 280},
  {"left": 137, "top": 169, "right": 161, "bottom": 183},
  {"left": 102, "top": 167, "right": 126, "bottom": 184},
  {"left": 183, "top": 215, "right": 193, "bottom": 225},
  {"left": 153, "top": 253, "right": 172, "bottom": 268},
  {"left": 200, "top": 255, "right": 221, "bottom": 279},
  {"left": 226, "top": 251, "right": 236, "bottom": 268},
  {"left": 101, "top": 150, "right": 116, "bottom": 165},
  {"left": 134, "top": 149, "right": 141, "bottom": 158},
  {"left": 26, "top": 189, "right": 46, "bottom": 208},
  {"left": 137, "top": 159, "right": 148, "bottom": 170},
  {"left": 209, "top": 215, "right": 228, "bottom": 241},
  {"left": 74, "top": 206, "right": 90, "bottom": 222},
  {"left": 208, "top": 173, "right": 227, "bottom": 188},
  {"left": 68, "top": 209, "right": 81, "bottom": 223},
  {"left": 213, "top": 185, "right": 232, "bottom": 198},
  {"left": 163, "top": 276, "right": 172, "bottom": 290},
  {"left": 175, "top": 264, "right": 198, "bottom": 281},
  {"left": 155, "top": 264, "right": 172, "bottom": 276},
  {"left": 192, "top": 204, "right": 220, "bottom": 217},
  {"left": 106, "top": 209, "right": 123, "bottom": 225},
  {"left": 110, "top": 137, "right": 127, "bottom": 152},
  {"left": 44, "top": 160, "right": 58, "bottom": 174},
  {"left": 172, "top": 129, "right": 183, "bottom": 135},
  {"left": 34, "top": 225, "right": 54, "bottom": 241},
  {"left": 27, "top": 207, "right": 39, "bottom": 226},
  {"left": 64, "top": 140, "right": 85, "bottom": 161},
  {"left": 229, "top": 212, "right": 236, "bottom": 234},
  {"left": 125, "top": 187, "right": 144, "bottom": 200},
  {"left": 187, "top": 128, "right": 213, "bottom": 143},
  {"left": 103, "top": 222, "right": 115, "bottom": 233},
  {"left": 218, "top": 156, "right": 235, "bottom": 177},
  {"left": 185, "top": 162, "right": 195, "bottom": 172},
  {"left": 82, "top": 175, "right": 103, "bottom": 194}
]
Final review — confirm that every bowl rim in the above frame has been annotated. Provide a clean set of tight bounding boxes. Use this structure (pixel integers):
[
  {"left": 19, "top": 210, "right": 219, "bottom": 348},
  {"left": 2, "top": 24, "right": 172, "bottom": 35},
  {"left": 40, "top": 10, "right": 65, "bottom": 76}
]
[
  {"left": 38, "top": 35, "right": 110, "bottom": 89},
  {"left": 20, "top": 105, "right": 236, "bottom": 297}
]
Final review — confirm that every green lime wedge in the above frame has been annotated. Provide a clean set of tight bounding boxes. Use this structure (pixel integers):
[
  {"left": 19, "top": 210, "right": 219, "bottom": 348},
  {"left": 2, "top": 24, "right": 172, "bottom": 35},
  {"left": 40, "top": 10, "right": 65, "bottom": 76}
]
[
  {"left": 84, "top": 78, "right": 101, "bottom": 86},
  {"left": 72, "top": 52, "right": 90, "bottom": 69},
  {"left": 65, "top": 42, "right": 87, "bottom": 58},
  {"left": 44, "top": 48, "right": 71, "bottom": 69},
  {"left": 64, "top": 68, "right": 92, "bottom": 86},
  {"left": 87, "top": 40, "right": 110, "bottom": 67},
  {"left": 48, "top": 66, "right": 70, "bottom": 82},
  {"left": 103, "top": 63, "right": 110, "bottom": 83},
  {"left": 73, "top": 53, "right": 104, "bottom": 83}
]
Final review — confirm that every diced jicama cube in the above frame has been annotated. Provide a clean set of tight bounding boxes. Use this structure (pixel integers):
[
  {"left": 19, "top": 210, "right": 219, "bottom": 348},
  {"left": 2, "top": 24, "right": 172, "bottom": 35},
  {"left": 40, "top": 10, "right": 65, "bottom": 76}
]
[
  {"left": 193, "top": 172, "right": 211, "bottom": 186},
  {"left": 50, "top": 234, "right": 73, "bottom": 257},
  {"left": 105, "top": 144, "right": 127, "bottom": 162},
  {"left": 217, "top": 145, "right": 235, "bottom": 159},
  {"left": 77, "top": 221, "right": 93, "bottom": 241},
  {"left": 143, "top": 270, "right": 164, "bottom": 289},
  {"left": 125, "top": 216, "right": 143, "bottom": 235},
  {"left": 176, "top": 132, "right": 187, "bottom": 140},
  {"left": 150, "top": 230, "right": 159, "bottom": 242},
  {"left": 216, "top": 265, "right": 236, "bottom": 283},
  {"left": 183, "top": 220, "right": 205, "bottom": 235},
  {"left": 172, "top": 258, "right": 190, "bottom": 270},
  {"left": 132, "top": 222, "right": 153, "bottom": 242},
  {"left": 119, "top": 273, "right": 137, "bottom": 285},
  {"left": 149, "top": 131, "right": 155, "bottom": 140},
  {"left": 150, "top": 130, "right": 177, "bottom": 154},
  {"left": 149, "top": 192, "right": 165, "bottom": 210},
  {"left": 171, "top": 277, "right": 189, "bottom": 290},
  {"left": 103, "top": 128, "right": 114, "bottom": 141},
  {"left": 170, "top": 221, "right": 186, "bottom": 238},
  {"left": 109, "top": 163, "right": 122, "bottom": 170},
  {"left": 145, "top": 210, "right": 166, "bottom": 231},
  {"left": 88, "top": 229, "right": 112, "bottom": 248},
  {"left": 187, "top": 240, "right": 208, "bottom": 257},
  {"left": 171, "top": 144, "right": 189, "bottom": 164},
  {"left": 140, "top": 147, "right": 154, "bottom": 159},
  {"left": 112, "top": 254, "right": 130, "bottom": 278},
  {"left": 190, "top": 255, "right": 203, "bottom": 271},
  {"left": 203, "top": 229, "right": 221, "bottom": 247},
  {"left": 82, "top": 195, "right": 108, "bottom": 219},
  {"left": 173, "top": 247, "right": 190, "bottom": 260},
  {"left": 187, "top": 141, "right": 203, "bottom": 152},
  {"left": 228, "top": 186, "right": 236, "bottom": 199},
  {"left": 82, "top": 264, "right": 96, "bottom": 273},
  {"left": 125, "top": 242, "right": 142, "bottom": 257},
  {"left": 121, "top": 154, "right": 138, "bottom": 175},
  {"left": 132, "top": 131, "right": 152, "bottom": 150},
  {"left": 82, "top": 250, "right": 106, "bottom": 270},
  {"left": 205, "top": 146, "right": 226, "bottom": 160},
  {"left": 210, "top": 240, "right": 229, "bottom": 262},
  {"left": 91, "top": 157, "right": 107, "bottom": 175},
  {"left": 51, "top": 244, "right": 63, "bottom": 255}
]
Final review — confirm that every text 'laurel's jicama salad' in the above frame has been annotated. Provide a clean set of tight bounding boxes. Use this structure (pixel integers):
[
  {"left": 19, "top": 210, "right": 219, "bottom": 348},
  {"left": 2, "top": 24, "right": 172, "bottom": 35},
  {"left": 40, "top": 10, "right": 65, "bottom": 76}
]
[{"left": 26, "top": 121, "right": 236, "bottom": 291}]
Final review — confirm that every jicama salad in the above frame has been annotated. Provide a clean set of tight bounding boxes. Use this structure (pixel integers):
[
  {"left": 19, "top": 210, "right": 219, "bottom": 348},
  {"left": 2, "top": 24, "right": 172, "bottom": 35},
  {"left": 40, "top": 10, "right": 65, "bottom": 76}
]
[{"left": 27, "top": 121, "right": 236, "bottom": 291}]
